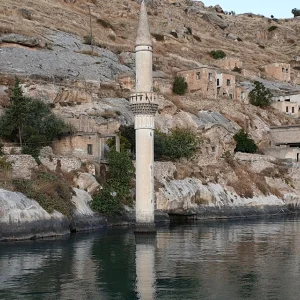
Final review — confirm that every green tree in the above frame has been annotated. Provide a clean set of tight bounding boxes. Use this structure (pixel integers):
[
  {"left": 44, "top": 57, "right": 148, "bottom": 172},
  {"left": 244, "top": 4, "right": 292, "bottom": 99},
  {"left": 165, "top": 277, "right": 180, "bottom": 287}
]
[
  {"left": 233, "top": 129, "right": 257, "bottom": 153},
  {"left": 0, "top": 78, "right": 72, "bottom": 156},
  {"left": 249, "top": 81, "right": 272, "bottom": 108},
  {"left": 173, "top": 76, "right": 188, "bottom": 95},
  {"left": 92, "top": 149, "right": 134, "bottom": 215},
  {"left": 292, "top": 8, "right": 300, "bottom": 17}
]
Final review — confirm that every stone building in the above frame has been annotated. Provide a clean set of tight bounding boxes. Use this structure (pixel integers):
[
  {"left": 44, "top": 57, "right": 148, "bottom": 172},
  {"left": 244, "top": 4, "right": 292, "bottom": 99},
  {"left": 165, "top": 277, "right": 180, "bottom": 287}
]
[
  {"left": 52, "top": 132, "right": 120, "bottom": 162},
  {"left": 217, "top": 57, "right": 242, "bottom": 71},
  {"left": 266, "top": 124, "right": 300, "bottom": 162},
  {"left": 177, "top": 67, "right": 236, "bottom": 99},
  {"left": 271, "top": 93, "right": 300, "bottom": 117},
  {"left": 263, "top": 63, "right": 290, "bottom": 82},
  {"left": 235, "top": 84, "right": 249, "bottom": 103}
]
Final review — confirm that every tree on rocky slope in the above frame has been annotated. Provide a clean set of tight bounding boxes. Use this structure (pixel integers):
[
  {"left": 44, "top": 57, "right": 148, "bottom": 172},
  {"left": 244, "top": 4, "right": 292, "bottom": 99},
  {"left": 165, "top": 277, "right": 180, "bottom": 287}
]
[
  {"left": 0, "top": 77, "right": 72, "bottom": 157},
  {"left": 292, "top": 8, "right": 300, "bottom": 17},
  {"left": 233, "top": 129, "right": 257, "bottom": 153},
  {"left": 249, "top": 81, "right": 272, "bottom": 108}
]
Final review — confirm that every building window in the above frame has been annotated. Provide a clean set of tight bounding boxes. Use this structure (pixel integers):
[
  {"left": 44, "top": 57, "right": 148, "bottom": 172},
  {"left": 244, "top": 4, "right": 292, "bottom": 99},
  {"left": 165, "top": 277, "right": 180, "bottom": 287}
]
[
  {"left": 282, "top": 67, "right": 285, "bottom": 72},
  {"left": 209, "top": 73, "right": 213, "bottom": 81},
  {"left": 229, "top": 94, "right": 233, "bottom": 99},
  {"left": 87, "top": 144, "right": 93, "bottom": 155},
  {"left": 241, "top": 92, "right": 245, "bottom": 99},
  {"left": 285, "top": 99, "right": 290, "bottom": 102},
  {"left": 286, "top": 68, "right": 289, "bottom": 73},
  {"left": 292, "top": 107, "right": 295, "bottom": 113},
  {"left": 286, "top": 106, "right": 289, "bottom": 113},
  {"left": 196, "top": 72, "right": 201, "bottom": 80},
  {"left": 227, "top": 79, "right": 231, "bottom": 86},
  {"left": 217, "top": 79, "right": 220, "bottom": 86}
]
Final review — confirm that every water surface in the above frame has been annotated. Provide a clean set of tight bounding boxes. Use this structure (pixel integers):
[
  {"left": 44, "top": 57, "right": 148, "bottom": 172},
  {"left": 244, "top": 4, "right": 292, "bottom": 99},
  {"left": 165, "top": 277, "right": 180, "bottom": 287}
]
[{"left": 1, "top": 218, "right": 300, "bottom": 300}]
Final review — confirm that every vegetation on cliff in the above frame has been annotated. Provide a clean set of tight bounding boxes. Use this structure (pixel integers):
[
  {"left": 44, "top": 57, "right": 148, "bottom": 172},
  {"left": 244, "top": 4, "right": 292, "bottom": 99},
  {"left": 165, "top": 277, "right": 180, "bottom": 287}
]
[
  {"left": 0, "top": 78, "right": 72, "bottom": 158},
  {"left": 92, "top": 149, "right": 134, "bottom": 215},
  {"left": 233, "top": 129, "right": 258, "bottom": 153},
  {"left": 172, "top": 76, "right": 188, "bottom": 95},
  {"left": 249, "top": 81, "right": 272, "bottom": 108}
]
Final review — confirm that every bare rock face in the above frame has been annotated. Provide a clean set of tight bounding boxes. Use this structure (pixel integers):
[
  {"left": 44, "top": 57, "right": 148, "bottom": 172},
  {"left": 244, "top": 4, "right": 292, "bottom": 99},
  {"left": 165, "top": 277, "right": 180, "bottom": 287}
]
[
  {"left": 0, "top": 34, "right": 46, "bottom": 48},
  {"left": 202, "top": 13, "right": 229, "bottom": 30},
  {"left": 0, "top": 189, "right": 69, "bottom": 241},
  {"left": 70, "top": 188, "right": 106, "bottom": 232}
]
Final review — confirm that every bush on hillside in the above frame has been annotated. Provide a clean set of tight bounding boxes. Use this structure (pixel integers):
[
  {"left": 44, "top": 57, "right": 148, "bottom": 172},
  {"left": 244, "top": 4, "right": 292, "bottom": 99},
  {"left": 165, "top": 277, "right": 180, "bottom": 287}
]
[
  {"left": 292, "top": 8, "right": 300, "bottom": 17},
  {"left": 210, "top": 50, "right": 226, "bottom": 59},
  {"left": 155, "top": 128, "right": 199, "bottom": 161},
  {"left": 172, "top": 76, "right": 188, "bottom": 95},
  {"left": 249, "top": 81, "right": 272, "bottom": 108},
  {"left": 268, "top": 25, "right": 278, "bottom": 32},
  {"left": 233, "top": 129, "right": 258, "bottom": 153}
]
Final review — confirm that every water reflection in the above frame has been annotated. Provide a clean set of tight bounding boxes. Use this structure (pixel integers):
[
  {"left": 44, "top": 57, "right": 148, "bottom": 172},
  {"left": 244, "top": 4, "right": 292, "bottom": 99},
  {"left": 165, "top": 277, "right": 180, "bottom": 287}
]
[
  {"left": 135, "top": 236, "right": 156, "bottom": 300},
  {"left": 0, "top": 219, "right": 300, "bottom": 299}
]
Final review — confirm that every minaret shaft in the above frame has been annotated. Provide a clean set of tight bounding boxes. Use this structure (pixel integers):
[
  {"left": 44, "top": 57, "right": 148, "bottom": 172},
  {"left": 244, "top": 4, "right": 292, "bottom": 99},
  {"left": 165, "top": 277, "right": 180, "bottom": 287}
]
[{"left": 130, "top": 0, "right": 157, "bottom": 232}]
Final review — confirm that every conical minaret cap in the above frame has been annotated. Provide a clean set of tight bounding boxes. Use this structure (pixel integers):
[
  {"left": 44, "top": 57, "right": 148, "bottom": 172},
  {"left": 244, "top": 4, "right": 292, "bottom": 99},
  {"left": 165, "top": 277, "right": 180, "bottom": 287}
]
[{"left": 136, "top": 0, "right": 152, "bottom": 46}]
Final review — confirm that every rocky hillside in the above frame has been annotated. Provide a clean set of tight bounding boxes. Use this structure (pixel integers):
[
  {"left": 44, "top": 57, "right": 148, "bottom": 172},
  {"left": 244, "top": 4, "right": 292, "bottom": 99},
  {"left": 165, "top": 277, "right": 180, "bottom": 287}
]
[{"left": 1, "top": 0, "right": 300, "bottom": 235}]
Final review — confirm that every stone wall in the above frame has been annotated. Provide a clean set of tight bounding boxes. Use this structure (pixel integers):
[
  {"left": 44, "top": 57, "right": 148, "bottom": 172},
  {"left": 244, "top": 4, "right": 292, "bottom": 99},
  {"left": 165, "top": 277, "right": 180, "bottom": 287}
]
[
  {"left": 217, "top": 57, "right": 242, "bottom": 71},
  {"left": 218, "top": 73, "right": 235, "bottom": 99},
  {"left": 265, "top": 146, "right": 300, "bottom": 162},
  {"left": 270, "top": 125, "right": 300, "bottom": 145},
  {"left": 6, "top": 155, "right": 38, "bottom": 179},
  {"left": 263, "top": 63, "right": 290, "bottom": 82}
]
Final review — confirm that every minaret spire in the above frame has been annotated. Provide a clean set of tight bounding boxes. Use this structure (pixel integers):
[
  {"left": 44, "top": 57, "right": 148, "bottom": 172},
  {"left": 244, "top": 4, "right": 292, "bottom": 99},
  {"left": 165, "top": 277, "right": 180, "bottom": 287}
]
[
  {"left": 136, "top": 0, "right": 152, "bottom": 46},
  {"left": 130, "top": 0, "right": 158, "bottom": 234}
]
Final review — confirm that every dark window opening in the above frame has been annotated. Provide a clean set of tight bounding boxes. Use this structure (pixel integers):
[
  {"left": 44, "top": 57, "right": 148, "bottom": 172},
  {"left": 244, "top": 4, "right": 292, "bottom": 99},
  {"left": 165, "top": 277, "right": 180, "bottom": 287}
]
[
  {"left": 286, "top": 106, "right": 289, "bottom": 113},
  {"left": 196, "top": 72, "right": 201, "bottom": 80},
  {"left": 229, "top": 94, "right": 233, "bottom": 99},
  {"left": 292, "top": 107, "right": 295, "bottom": 113},
  {"left": 282, "top": 67, "right": 285, "bottom": 72},
  {"left": 87, "top": 144, "right": 93, "bottom": 155},
  {"left": 217, "top": 79, "right": 220, "bottom": 86},
  {"left": 285, "top": 99, "right": 290, "bottom": 102},
  {"left": 227, "top": 79, "right": 231, "bottom": 86}
]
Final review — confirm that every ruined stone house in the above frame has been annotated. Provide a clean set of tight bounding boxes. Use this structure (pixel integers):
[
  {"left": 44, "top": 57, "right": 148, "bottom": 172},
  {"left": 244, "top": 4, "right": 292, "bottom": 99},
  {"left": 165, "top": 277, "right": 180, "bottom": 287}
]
[
  {"left": 263, "top": 63, "right": 290, "bottom": 82},
  {"left": 271, "top": 93, "right": 300, "bottom": 117},
  {"left": 177, "top": 67, "right": 236, "bottom": 100},
  {"left": 216, "top": 57, "right": 242, "bottom": 71}
]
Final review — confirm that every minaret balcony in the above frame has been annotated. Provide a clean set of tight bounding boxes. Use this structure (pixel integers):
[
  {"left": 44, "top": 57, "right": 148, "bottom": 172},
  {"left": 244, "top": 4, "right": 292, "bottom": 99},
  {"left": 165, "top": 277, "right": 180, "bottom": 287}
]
[{"left": 130, "top": 92, "right": 158, "bottom": 116}]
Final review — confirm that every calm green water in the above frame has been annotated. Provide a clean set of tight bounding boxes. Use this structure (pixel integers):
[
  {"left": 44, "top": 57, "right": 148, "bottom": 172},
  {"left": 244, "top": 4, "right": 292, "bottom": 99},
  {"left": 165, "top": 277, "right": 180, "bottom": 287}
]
[{"left": 1, "top": 218, "right": 300, "bottom": 300}]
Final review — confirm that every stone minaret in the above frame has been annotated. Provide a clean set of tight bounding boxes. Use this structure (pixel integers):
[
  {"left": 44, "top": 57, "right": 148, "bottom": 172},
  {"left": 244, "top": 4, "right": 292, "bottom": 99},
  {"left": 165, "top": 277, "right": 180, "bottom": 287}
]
[{"left": 130, "top": 0, "right": 158, "bottom": 233}]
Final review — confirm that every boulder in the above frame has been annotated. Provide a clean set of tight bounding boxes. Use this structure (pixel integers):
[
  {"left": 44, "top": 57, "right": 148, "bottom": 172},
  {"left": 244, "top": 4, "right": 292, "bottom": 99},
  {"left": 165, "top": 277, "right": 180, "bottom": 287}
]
[
  {"left": 74, "top": 172, "right": 100, "bottom": 194},
  {"left": 6, "top": 155, "right": 38, "bottom": 180},
  {"left": 202, "top": 13, "right": 229, "bottom": 30},
  {"left": 214, "top": 4, "right": 224, "bottom": 14},
  {"left": 0, "top": 189, "right": 69, "bottom": 241}
]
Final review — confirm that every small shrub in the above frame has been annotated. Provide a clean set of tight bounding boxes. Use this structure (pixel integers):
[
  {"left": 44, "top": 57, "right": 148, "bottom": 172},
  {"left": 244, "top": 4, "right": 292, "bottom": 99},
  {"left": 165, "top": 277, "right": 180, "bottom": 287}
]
[
  {"left": 237, "top": 37, "right": 243, "bottom": 42},
  {"left": 232, "top": 66, "right": 242, "bottom": 73},
  {"left": 186, "top": 27, "right": 192, "bottom": 35},
  {"left": 97, "top": 18, "right": 114, "bottom": 30},
  {"left": 292, "top": 8, "right": 300, "bottom": 17},
  {"left": 152, "top": 33, "right": 164, "bottom": 41},
  {"left": 249, "top": 81, "right": 272, "bottom": 107},
  {"left": 170, "top": 31, "right": 178, "bottom": 38},
  {"left": 233, "top": 129, "right": 257, "bottom": 153},
  {"left": 172, "top": 76, "right": 188, "bottom": 95},
  {"left": 268, "top": 25, "right": 278, "bottom": 32},
  {"left": 193, "top": 35, "right": 202, "bottom": 42},
  {"left": 155, "top": 128, "right": 199, "bottom": 161},
  {"left": 258, "top": 44, "right": 265, "bottom": 49},
  {"left": 210, "top": 50, "right": 226, "bottom": 59},
  {"left": 83, "top": 35, "right": 93, "bottom": 45}
]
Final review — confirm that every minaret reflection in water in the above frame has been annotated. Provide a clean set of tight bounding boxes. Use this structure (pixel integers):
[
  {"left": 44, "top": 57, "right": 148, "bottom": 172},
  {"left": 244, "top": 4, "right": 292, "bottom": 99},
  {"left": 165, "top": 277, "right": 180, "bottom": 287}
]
[{"left": 135, "top": 235, "right": 156, "bottom": 300}]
